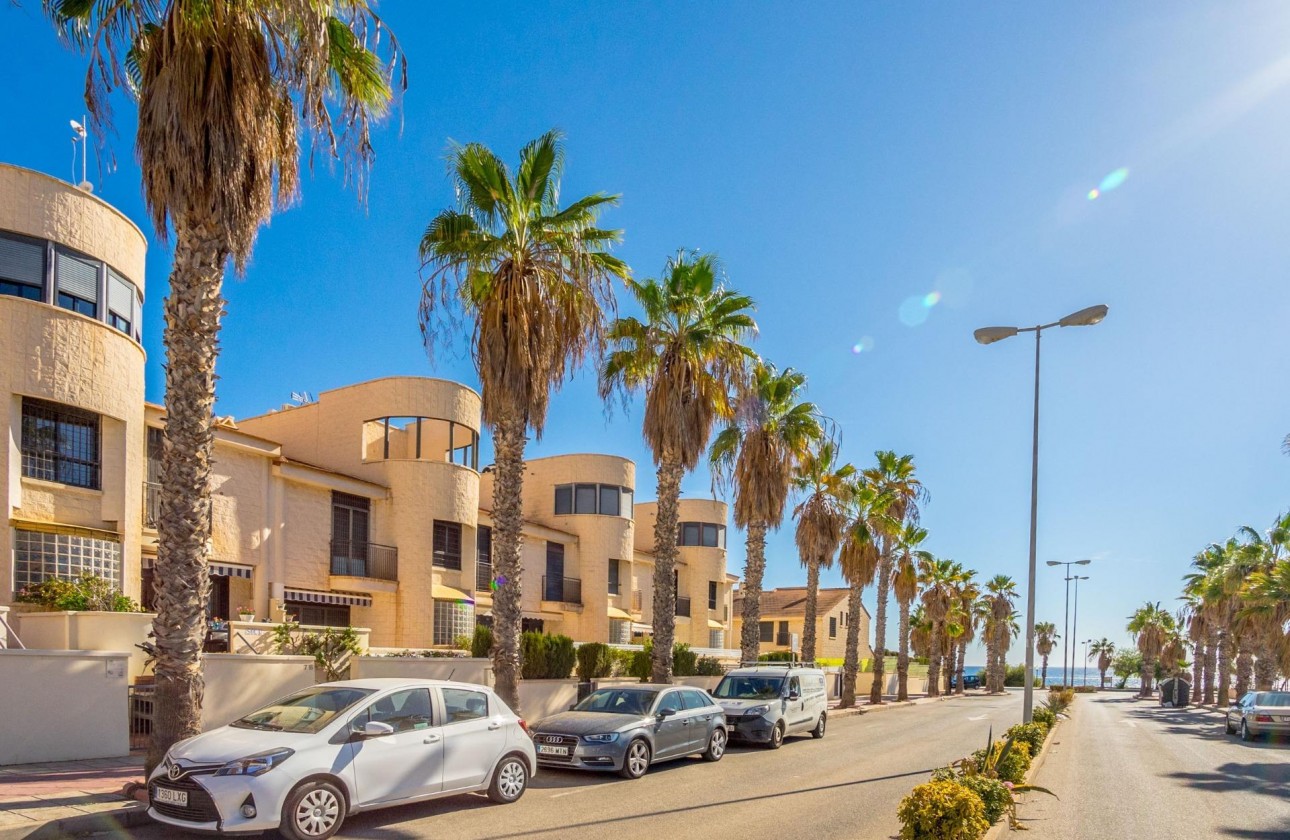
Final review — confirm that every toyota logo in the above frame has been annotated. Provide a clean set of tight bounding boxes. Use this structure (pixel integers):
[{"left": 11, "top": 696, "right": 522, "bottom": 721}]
[{"left": 167, "top": 763, "right": 184, "bottom": 781}]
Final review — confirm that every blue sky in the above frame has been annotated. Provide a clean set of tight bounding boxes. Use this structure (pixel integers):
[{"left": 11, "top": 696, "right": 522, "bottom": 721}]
[{"left": 3, "top": 2, "right": 1288, "bottom": 666}]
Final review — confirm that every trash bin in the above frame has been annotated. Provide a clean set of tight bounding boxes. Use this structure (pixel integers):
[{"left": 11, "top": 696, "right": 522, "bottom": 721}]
[{"left": 1159, "top": 676, "right": 1191, "bottom": 707}]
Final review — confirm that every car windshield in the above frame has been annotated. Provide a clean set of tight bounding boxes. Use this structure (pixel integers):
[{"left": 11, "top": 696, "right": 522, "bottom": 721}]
[
  {"left": 231, "top": 686, "right": 374, "bottom": 734},
  {"left": 572, "top": 689, "right": 659, "bottom": 715},
  {"left": 1255, "top": 693, "right": 1290, "bottom": 707},
  {"left": 712, "top": 676, "right": 785, "bottom": 699}
]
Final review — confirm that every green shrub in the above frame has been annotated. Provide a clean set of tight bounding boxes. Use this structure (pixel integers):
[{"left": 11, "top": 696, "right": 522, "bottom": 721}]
[
  {"left": 958, "top": 775, "right": 1011, "bottom": 825},
  {"left": 930, "top": 767, "right": 958, "bottom": 782},
  {"left": 272, "top": 624, "right": 362, "bottom": 680},
  {"left": 609, "top": 647, "right": 637, "bottom": 678},
  {"left": 695, "top": 656, "right": 725, "bottom": 676},
  {"left": 629, "top": 647, "right": 652, "bottom": 681},
  {"left": 759, "top": 650, "right": 796, "bottom": 662},
  {"left": 520, "top": 632, "right": 549, "bottom": 679},
  {"left": 546, "top": 634, "right": 576, "bottom": 679},
  {"left": 452, "top": 634, "right": 472, "bottom": 652},
  {"left": 971, "top": 739, "right": 1031, "bottom": 785},
  {"left": 1004, "top": 722, "right": 1047, "bottom": 758},
  {"left": 1003, "top": 664, "right": 1041, "bottom": 687},
  {"left": 576, "top": 642, "right": 613, "bottom": 681},
  {"left": 471, "top": 624, "right": 493, "bottom": 659},
  {"left": 15, "top": 574, "right": 140, "bottom": 612},
  {"left": 897, "top": 780, "right": 989, "bottom": 840},
  {"left": 673, "top": 643, "right": 698, "bottom": 676},
  {"left": 1031, "top": 706, "right": 1056, "bottom": 729}
]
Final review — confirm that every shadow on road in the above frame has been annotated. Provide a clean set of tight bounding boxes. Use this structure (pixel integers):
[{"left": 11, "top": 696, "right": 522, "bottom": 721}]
[
  {"left": 1122, "top": 701, "right": 1289, "bottom": 752},
  {"left": 337, "top": 766, "right": 936, "bottom": 839}
]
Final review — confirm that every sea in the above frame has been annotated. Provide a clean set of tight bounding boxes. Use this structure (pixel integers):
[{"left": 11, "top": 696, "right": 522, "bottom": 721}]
[{"left": 961, "top": 664, "right": 1138, "bottom": 688}]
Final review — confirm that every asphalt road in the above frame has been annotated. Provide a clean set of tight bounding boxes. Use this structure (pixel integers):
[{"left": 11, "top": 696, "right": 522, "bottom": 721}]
[
  {"left": 123, "top": 691, "right": 1023, "bottom": 840},
  {"left": 1016, "top": 693, "right": 1290, "bottom": 839}
]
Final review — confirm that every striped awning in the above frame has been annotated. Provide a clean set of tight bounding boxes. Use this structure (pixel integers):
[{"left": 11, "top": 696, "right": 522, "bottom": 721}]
[
  {"left": 432, "top": 583, "right": 475, "bottom": 604},
  {"left": 283, "top": 587, "right": 372, "bottom": 608},
  {"left": 210, "top": 562, "right": 253, "bottom": 579}
]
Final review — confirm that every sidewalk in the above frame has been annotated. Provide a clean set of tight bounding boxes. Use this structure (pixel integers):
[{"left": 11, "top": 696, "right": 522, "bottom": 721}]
[
  {"left": 829, "top": 689, "right": 980, "bottom": 718},
  {"left": 0, "top": 757, "right": 148, "bottom": 839}
]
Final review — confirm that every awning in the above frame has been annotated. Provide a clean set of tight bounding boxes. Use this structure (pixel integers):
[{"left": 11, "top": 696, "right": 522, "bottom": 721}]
[
  {"left": 283, "top": 587, "right": 372, "bottom": 608},
  {"left": 432, "top": 583, "right": 475, "bottom": 604},
  {"left": 707, "top": 619, "right": 724, "bottom": 630},
  {"left": 631, "top": 622, "right": 652, "bottom": 634},
  {"left": 211, "top": 562, "right": 253, "bottom": 579},
  {"left": 608, "top": 606, "right": 633, "bottom": 620}
]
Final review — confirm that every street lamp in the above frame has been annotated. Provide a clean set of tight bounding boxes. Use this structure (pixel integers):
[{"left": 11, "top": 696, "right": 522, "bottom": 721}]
[
  {"left": 976, "top": 304, "right": 1107, "bottom": 721},
  {"left": 1083, "top": 639, "right": 1094, "bottom": 686},
  {"left": 1047, "top": 560, "right": 1092, "bottom": 688},
  {"left": 1070, "top": 575, "right": 1089, "bottom": 686}
]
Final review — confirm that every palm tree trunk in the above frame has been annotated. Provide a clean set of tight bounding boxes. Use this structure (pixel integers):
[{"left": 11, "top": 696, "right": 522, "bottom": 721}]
[
  {"left": 927, "top": 622, "right": 942, "bottom": 697},
  {"left": 896, "top": 599, "right": 911, "bottom": 700},
  {"left": 955, "top": 639, "right": 968, "bottom": 695},
  {"left": 1191, "top": 639, "right": 1204, "bottom": 703},
  {"left": 489, "top": 415, "right": 527, "bottom": 713},
  {"left": 943, "top": 636, "right": 956, "bottom": 694},
  {"left": 1253, "top": 633, "right": 1276, "bottom": 691},
  {"left": 869, "top": 552, "right": 892, "bottom": 704},
  {"left": 1040, "top": 654, "right": 1049, "bottom": 687},
  {"left": 651, "top": 457, "right": 684, "bottom": 683},
  {"left": 1139, "top": 653, "right": 1156, "bottom": 698},
  {"left": 738, "top": 520, "right": 769, "bottom": 666},
  {"left": 1202, "top": 628, "right": 1218, "bottom": 705},
  {"left": 840, "top": 582, "right": 864, "bottom": 708},
  {"left": 1217, "top": 630, "right": 1233, "bottom": 704},
  {"left": 1234, "top": 646, "right": 1253, "bottom": 698},
  {"left": 983, "top": 632, "right": 995, "bottom": 693},
  {"left": 801, "top": 558, "right": 820, "bottom": 663},
  {"left": 148, "top": 225, "right": 227, "bottom": 773}
]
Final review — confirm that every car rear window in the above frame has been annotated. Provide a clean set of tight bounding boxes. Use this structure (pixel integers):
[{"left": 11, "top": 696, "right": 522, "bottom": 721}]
[{"left": 1256, "top": 693, "right": 1290, "bottom": 707}]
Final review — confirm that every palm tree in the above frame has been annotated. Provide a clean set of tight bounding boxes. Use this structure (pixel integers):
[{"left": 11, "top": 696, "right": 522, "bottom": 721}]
[
  {"left": 838, "top": 479, "right": 882, "bottom": 707},
  {"left": 1035, "top": 622, "right": 1059, "bottom": 686},
  {"left": 1185, "top": 541, "right": 1232, "bottom": 704},
  {"left": 44, "top": 0, "right": 403, "bottom": 770},
  {"left": 1127, "top": 601, "right": 1174, "bottom": 698},
  {"left": 421, "top": 132, "right": 629, "bottom": 709},
  {"left": 909, "top": 604, "right": 932, "bottom": 661},
  {"left": 861, "top": 451, "right": 927, "bottom": 704},
  {"left": 791, "top": 440, "right": 854, "bottom": 663},
  {"left": 1088, "top": 638, "right": 1115, "bottom": 688},
  {"left": 1234, "top": 513, "right": 1289, "bottom": 691},
  {"left": 952, "top": 574, "right": 981, "bottom": 695},
  {"left": 892, "top": 524, "right": 931, "bottom": 700},
  {"left": 919, "top": 558, "right": 968, "bottom": 697},
  {"left": 601, "top": 251, "right": 756, "bottom": 681},
  {"left": 983, "top": 575, "right": 1018, "bottom": 693},
  {"left": 712, "top": 363, "right": 821, "bottom": 665}
]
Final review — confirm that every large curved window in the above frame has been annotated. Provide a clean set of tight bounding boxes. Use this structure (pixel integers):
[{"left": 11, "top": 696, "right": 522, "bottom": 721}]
[
  {"left": 553, "top": 483, "right": 633, "bottom": 517},
  {"left": 362, "top": 416, "right": 479, "bottom": 469},
  {"left": 678, "top": 522, "right": 726, "bottom": 548}
]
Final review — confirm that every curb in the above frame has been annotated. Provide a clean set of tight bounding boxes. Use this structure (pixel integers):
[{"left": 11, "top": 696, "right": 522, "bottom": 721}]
[
  {"left": 10, "top": 804, "right": 150, "bottom": 839},
  {"left": 831, "top": 690, "right": 980, "bottom": 719},
  {"left": 982, "top": 716, "right": 1062, "bottom": 839}
]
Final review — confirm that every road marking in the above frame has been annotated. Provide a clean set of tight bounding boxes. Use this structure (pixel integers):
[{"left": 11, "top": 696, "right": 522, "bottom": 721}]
[
  {"left": 549, "top": 788, "right": 589, "bottom": 798},
  {"left": 1123, "top": 720, "right": 1137, "bottom": 728},
  {"left": 968, "top": 715, "right": 988, "bottom": 721}
]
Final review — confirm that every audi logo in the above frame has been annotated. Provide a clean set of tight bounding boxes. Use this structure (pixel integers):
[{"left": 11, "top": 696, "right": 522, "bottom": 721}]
[{"left": 542, "top": 736, "right": 563, "bottom": 744}]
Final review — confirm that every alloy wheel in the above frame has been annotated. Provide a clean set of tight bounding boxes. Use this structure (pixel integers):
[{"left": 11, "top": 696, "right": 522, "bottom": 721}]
[
  {"left": 295, "top": 788, "right": 340, "bottom": 837},
  {"left": 710, "top": 729, "right": 726, "bottom": 759},
  {"left": 627, "top": 741, "right": 650, "bottom": 776}
]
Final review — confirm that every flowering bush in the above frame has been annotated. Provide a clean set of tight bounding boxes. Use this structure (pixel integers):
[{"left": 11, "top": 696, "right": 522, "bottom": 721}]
[
  {"left": 15, "top": 574, "right": 140, "bottom": 612},
  {"left": 1032, "top": 706, "right": 1057, "bottom": 729},
  {"left": 970, "top": 739, "right": 1031, "bottom": 784},
  {"left": 957, "top": 774, "right": 1011, "bottom": 825},
  {"left": 897, "top": 780, "right": 989, "bottom": 840},
  {"left": 1004, "top": 722, "right": 1049, "bottom": 758}
]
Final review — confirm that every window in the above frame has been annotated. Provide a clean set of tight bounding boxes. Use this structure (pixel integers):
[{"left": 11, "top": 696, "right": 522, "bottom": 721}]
[
  {"left": 608, "top": 559, "right": 621, "bottom": 595},
  {"left": 55, "top": 247, "right": 99, "bottom": 317},
  {"left": 331, "top": 493, "right": 371, "bottom": 575},
  {"left": 554, "top": 485, "right": 572, "bottom": 514},
  {"left": 433, "top": 520, "right": 462, "bottom": 569},
  {"left": 13, "top": 528, "right": 121, "bottom": 591},
  {"left": 0, "top": 232, "right": 45, "bottom": 301},
  {"left": 678, "top": 522, "right": 726, "bottom": 547},
  {"left": 680, "top": 689, "right": 711, "bottom": 710},
  {"left": 21, "top": 398, "right": 101, "bottom": 489},
  {"left": 288, "top": 603, "right": 351, "bottom": 627},
  {"left": 759, "top": 621, "right": 774, "bottom": 643},
  {"left": 107, "top": 269, "right": 138, "bottom": 337},
  {"left": 356, "top": 688, "right": 434, "bottom": 732},
  {"left": 544, "top": 542, "right": 566, "bottom": 601},
  {"left": 655, "top": 692, "right": 684, "bottom": 715},
  {"left": 476, "top": 526, "right": 493, "bottom": 589},
  {"left": 829, "top": 616, "right": 838, "bottom": 639},
  {"left": 442, "top": 688, "right": 489, "bottom": 723},
  {"left": 609, "top": 619, "right": 630, "bottom": 644},
  {"left": 708, "top": 581, "right": 718, "bottom": 611},
  {"left": 709, "top": 629, "right": 725, "bottom": 649},
  {"left": 432, "top": 600, "right": 474, "bottom": 645},
  {"left": 553, "top": 483, "right": 632, "bottom": 516}
]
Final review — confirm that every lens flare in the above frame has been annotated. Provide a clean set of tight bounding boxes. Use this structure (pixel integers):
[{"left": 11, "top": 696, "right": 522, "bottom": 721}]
[
  {"left": 1087, "top": 167, "right": 1128, "bottom": 200},
  {"left": 1087, "top": 188, "right": 1100, "bottom": 201},
  {"left": 922, "top": 291, "right": 942, "bottom": 308},
  {"left": 851, "top": 336, "right": 875, "bottom": 355},
  {"left": 899, "top": 297, "right": 930, "bottom": 327}
]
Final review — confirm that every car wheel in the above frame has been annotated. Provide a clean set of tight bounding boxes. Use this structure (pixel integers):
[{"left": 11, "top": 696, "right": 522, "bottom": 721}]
[
  {"left": 1241, "top": 720, "right": 1253, "bottom": 742},
  {"left": 1224, "top": 717, "right": 1236, "bottom": 735},
  {"left": 766, "top": 722, "right": 785, "bottom": 750},
  {"left": 487, "top": 755, "right": 528, "bottom": 804},
  {"left": 280, "top": 780, "right": 345, "bottom": 840},
  {"left": 703, "top": 727, "right": 727, "bottom": 762},
  {"left": 619, "top": 739, "right": 651, "bottom": 779},
  {"left": 811, "top": 713, "right": 826, "bottom": 739}
]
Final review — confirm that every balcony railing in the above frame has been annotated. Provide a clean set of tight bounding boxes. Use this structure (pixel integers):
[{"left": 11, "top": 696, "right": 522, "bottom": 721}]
[
  {"left": 476, "top": 560, "right": 493, "bottom": 591},
  {"left": 542, "top": 575, "right": 582, "bottom": 605},
  {"left": 330, "top": 539, "right": 398, "bottom": 581},
  {"left": 632, "top": 590, "right": 643, "bottom": 612},
  {"left": 676, "top": 596, "right": 692, "bottom": 618},
  {"left": 143, "top": 481, "right": 161, "bottom": 529}
]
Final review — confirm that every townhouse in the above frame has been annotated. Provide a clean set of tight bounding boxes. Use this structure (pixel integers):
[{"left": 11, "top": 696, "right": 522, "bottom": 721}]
[{"left": 733, "top": 586, "right": 874, "bottom": 663}]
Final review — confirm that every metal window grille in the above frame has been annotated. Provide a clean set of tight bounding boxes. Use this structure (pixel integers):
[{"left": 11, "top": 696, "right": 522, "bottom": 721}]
[
  {"left": 13, "top": 528, "right": 121, "bottom": 591},
  {"left": 433, "top": 521, "right": 462, "bottom": 569},
  {"left": 21, "top": 398, "right": 101, "bottom": 489}
]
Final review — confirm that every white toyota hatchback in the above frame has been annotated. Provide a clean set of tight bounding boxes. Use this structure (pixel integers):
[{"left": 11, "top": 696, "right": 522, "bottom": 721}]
[{"left": 147, "top": 678, "right": 535, "bottom": 839}]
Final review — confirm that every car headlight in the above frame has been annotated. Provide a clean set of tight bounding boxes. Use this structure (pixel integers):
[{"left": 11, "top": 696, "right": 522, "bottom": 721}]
[
  {"left": 214, "top": 748, "right": 294, "bottom": 777},
  {"left": 744, "top": 705, "right": 771, "bottom": 716},
  {"left": 582, "top": 733, "right": 619, "bottom": 743}
]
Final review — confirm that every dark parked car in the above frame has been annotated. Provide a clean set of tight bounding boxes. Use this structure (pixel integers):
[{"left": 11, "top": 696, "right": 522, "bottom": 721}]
[
  {"left": 948, "top": 674, "right": 981, "bottom": 690},
  {"left": 531, "top": 685, "right": 727, "bottom": 779}
]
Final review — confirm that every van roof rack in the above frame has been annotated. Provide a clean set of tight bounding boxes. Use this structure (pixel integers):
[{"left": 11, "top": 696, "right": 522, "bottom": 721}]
[{"left": 738, "top": 660, "right": 818, "bottom": 668}]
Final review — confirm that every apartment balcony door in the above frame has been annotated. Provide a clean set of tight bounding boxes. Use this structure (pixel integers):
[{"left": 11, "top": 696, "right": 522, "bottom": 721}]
[{"left": 332, "top": 493, "right": 371, "bottom": 576}]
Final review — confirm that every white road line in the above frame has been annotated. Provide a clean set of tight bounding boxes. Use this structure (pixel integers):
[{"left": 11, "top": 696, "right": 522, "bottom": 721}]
[
  {"left": 549, "top": 788, "right": 589, "bottom": 798},
  {"left": 968, "top": 715, "right": 988, "bottom": 721},
  {"left": 1123, "top": 720, "right": 1137, "bottom": 727}
]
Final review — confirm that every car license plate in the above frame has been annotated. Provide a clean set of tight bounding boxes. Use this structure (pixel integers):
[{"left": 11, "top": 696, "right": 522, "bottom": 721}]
[
  {"left": 154, "top": 787, "right": 188, "bottom": 807},
  {"left": 537, "top": 745, "right": 569, "bottom": 756}
]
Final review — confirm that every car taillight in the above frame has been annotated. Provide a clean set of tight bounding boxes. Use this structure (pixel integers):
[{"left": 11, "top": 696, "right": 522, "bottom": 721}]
[
  {"left": 1255, "top": 714, "right": 1274, "bottom": 723},
  {"left": 518, "top": 718, "right": 529, "bottom": 733}
]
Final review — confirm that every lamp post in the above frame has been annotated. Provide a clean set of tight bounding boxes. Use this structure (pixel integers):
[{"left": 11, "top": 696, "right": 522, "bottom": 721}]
[
  {"left": 1046, "top": 560, "right": 1092, "bottom": 688},
  {"left": 1083, "top": 639, "right": 1094, "bottom": 686},
  {"left": 975, "top": 305, "right": 1107, "bottom": 721},
  {"left": 1071, "top": 575, "right": 1089, "bottom": 685}
]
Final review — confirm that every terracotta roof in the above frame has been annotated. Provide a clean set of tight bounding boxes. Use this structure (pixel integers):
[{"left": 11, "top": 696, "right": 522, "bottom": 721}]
[{"left": 733, "top": 587, "right": 865, "bottom": 618}]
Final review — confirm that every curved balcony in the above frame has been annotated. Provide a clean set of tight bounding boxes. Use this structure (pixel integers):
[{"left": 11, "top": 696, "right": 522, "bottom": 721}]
[{"left": 362, "top": 415, "right": 479, "bottom": 470}]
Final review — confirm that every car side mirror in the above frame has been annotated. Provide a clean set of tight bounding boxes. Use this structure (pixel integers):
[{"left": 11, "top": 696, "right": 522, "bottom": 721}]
[
  {"left": 788, "top": 692, "right": 801, "bottom": 701},
  {"left": 656, "top": 708, "right": 676, "bottom": 720},
  {"left": 359, "top": 721, "right": 395, "bottom": 738}
]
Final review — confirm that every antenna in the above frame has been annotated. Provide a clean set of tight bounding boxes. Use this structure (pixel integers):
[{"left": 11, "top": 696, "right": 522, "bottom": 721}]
[{"left": 69, "top": 116, "right": 92, "bottom": 192}]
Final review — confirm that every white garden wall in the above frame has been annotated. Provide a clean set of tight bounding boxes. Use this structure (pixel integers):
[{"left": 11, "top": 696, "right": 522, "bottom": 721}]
[
  {"left": 0, "top": 650, "right": 129, "bottom": 764},
  {"left": 201, "top": 654, "right": 317, "bottom": 730},
  {"left": 14, "top": 611, "right": 155, "bottom": 682},
  {"left": 350, "top": 656, "right": 493, "bottom": 686},
  {"left": 518, "top": 680, "right": 580, "bottom": 722}
]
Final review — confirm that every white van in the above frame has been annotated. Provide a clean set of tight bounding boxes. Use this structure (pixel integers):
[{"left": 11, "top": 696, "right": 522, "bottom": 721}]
[{"left": 710, "top": 663, "right": 828, "bottom": 748}]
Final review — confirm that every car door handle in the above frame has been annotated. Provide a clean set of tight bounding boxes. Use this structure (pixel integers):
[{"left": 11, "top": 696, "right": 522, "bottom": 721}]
[
  {"left": 423, "top": 733, "right": 441, "bottom": 744},
  {"left": 487, "top": 722, "right": 502, "bottom": 731}
]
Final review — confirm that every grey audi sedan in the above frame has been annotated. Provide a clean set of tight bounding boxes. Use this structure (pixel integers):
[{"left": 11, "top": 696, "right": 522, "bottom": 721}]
[{"left": 531, "top": 685, "right": 727, "bottom": 779}]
